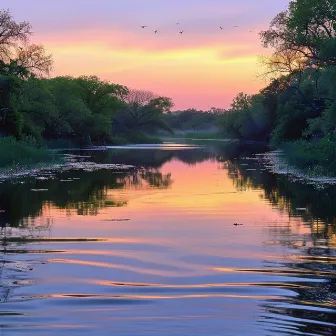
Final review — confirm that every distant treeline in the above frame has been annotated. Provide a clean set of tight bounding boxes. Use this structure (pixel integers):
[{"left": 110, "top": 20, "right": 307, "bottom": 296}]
[{"left": 163, "top": 108, "right": 224, "bottom": 132}]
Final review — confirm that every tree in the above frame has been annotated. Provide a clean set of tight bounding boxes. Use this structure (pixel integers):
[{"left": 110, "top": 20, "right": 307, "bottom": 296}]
[
  {"left": 260, "top": 0, "right": 336, "bottom": 70},
  {"left": 74, "top": 76, "right": 127, "bottom": 115},
  {"left": 14, "top": 44, "right": 53, "bottom": 78},
  {"left": 260, "top": 49, "right": 309, "bottom": 83},
  {"left": 0, "top": 9, "right": 32, "bottom": 61},
  {"left": 0, "top": 9, "right": 53, "bottom": 138},
  {"left": 218, "top": 92, "right": 270, "bottom": 140},
  {"left": 0, "top": 9, "right": 52, "bottom": 79},
  {"left": 113, "top": 89, "right": 174, "bottom": 135}
]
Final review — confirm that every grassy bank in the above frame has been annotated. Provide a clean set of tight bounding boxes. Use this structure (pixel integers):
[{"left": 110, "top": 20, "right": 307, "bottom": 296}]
[
  {"left": 0, "top": 136, "right": 55, "bottom": 168},
  {"left": 281, "top": 138, "right": 336, "bottom": 176}
]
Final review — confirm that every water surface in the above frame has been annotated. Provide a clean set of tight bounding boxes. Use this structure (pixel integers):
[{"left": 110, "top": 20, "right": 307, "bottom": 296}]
[{"left": 0, "top": 142, "right": 335, "bottom": 336}]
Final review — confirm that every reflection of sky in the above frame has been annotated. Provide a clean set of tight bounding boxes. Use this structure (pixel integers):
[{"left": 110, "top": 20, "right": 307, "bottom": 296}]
[
  {"left": 45, "top": 159, "right": 312, "bottom": 241},
  {"left": 8, "top": 156, "right": 335, "bottom": 335},
  {"left": 4, "top": 0, "right": 289, "bottom": 109}
]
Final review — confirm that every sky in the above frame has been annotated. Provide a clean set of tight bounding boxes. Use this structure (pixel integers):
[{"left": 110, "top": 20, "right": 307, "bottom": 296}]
[{"left": 3, "top": 0, "right": 290, "bottom": 110}]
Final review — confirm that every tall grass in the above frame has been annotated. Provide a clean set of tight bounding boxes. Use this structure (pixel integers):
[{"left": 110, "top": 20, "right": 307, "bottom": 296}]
[
  {"left": 0, "top": 136, "right": 54, "bottom": 167},
  {"left": 281, "top": 138, "right": 336, "bottom": 176}
]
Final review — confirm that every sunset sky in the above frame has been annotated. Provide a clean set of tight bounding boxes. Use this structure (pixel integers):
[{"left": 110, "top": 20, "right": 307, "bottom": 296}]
[{"left": 4, "top": 0, "right": 290, "bottom": 110}]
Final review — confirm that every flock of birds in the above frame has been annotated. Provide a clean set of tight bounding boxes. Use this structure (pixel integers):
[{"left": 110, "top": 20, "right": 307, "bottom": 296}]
[{"left": 140, "top": 23, "right": 254, "bottom": 34}]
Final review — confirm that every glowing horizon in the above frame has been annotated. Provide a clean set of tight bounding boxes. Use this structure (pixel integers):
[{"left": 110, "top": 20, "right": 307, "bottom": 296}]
[{"left": 3, "top": 0, "right": 290, "bottom": 110}]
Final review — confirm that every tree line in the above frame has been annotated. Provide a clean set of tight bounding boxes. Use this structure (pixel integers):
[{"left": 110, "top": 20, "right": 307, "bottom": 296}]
[
  {"left": 0, "top": 10, "right": 174, "bottom": 147},
  {"left": 163, "top": 108, "right": 224, "bottom": 132}
]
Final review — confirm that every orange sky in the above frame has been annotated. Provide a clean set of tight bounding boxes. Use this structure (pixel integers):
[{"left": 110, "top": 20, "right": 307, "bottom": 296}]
[{"left": 4, "top": 0, "right": 290, "bottom": 109}]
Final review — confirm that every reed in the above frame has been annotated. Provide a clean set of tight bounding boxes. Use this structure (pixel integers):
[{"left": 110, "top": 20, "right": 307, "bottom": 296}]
[{"left": 0, "top": 136, "right": 53, "bottom": 167}]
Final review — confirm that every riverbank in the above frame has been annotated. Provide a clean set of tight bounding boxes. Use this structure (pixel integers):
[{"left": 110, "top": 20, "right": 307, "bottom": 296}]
[
  {"left": 0, "top": 134, "right": 162, "bottom": 167},
  {"left": 0, "top": 151, "right": 135, "bottom": 180},
  {"left": 2, "top": 134, "right": 335, "bottom": 181},
  {"left": 167, "top": 131, "right": 336, "bottom": 178},
  {"left": 0, "top": 137, "right": 136, "bottom": 179}
]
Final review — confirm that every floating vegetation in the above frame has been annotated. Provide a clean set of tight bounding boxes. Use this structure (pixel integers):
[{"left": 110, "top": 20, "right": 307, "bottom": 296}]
[
  {"left": 35, "top": 177, "right": 49, "bottom": 181},
  {"left": 254, "top": 151, "right": 336, "bottom": 188},
  {"left": 0, "top": 154, "right": 135, "bottom": 181},
  {"left": 8, "top": 262, "right": 33, "bottom": 272}
]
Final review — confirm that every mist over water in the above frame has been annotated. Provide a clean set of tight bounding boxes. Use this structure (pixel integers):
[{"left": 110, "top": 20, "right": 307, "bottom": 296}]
[{"left": 0, "top": 142, "right": 335, "bottom": 336}]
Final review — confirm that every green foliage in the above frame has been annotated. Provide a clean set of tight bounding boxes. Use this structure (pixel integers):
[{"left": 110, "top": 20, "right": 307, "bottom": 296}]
[
  {"left": 112, "top": 89, "right": 174, "bottom": 137},
  {"left": 219, "top": 93, "right": 270, "bottom": 140},
  {"left": 11, "top": 76, "right": 129, "bottom": 145},
  {"left": 281, "top": 137, "right": 336, "bottom": 175},
  {"left": 261, "top": 0, "right": 336, "bottom": 68},
  {"left": 163, "top": 108, "right": 223, "bottom": 131},
  {"left": 0, "top": 136, "right": 53, "bottom": 167}
]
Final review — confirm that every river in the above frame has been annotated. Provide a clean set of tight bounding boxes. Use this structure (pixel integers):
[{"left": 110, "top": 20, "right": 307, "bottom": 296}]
[{"left": 0, "top": 142, "right": 335, "bottom": 336}]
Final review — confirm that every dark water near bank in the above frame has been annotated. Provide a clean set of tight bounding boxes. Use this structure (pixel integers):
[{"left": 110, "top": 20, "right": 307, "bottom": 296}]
[{"left": 0, "top": 142, "right": 335, "bottom": 336}]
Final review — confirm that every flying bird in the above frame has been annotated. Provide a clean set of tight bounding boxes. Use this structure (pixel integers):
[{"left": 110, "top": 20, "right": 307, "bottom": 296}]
[
  {"left": 234, "top": 25, "right": 239, "bottom": 28},
  {"left": 141, "top": 25, "right": 147, "bottom": 28},
  {"left": 154, "top": 30, "right": 158, "bottom": 33},
  {"left": 179, "top": 31, "right": 184, "bottom": 34},
  {"left": 220, "top": 26, "right": 223, "bottom": 30}
]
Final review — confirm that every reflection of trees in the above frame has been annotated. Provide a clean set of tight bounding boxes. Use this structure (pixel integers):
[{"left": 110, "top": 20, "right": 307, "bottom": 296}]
[
  {"left": 104, "top": 148, "right": 214, "bottom": 167},
  {"left": 226, "top": 159, "right": 336, "bottom": 242},
  {"left": 260, "top": 292, "right": 336, "bottom": 336},
  {"left": 105, "top": 149, "right": 175, "bottom": 168},
  {"left": 0, "top": 166, "right": 173, "bottom": 225},
  {"left": 226, "top": 158, "right": 336, "bottom": 335},
  {"left": 0, "top": 143, "right": 270, "bottom": 226}
]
